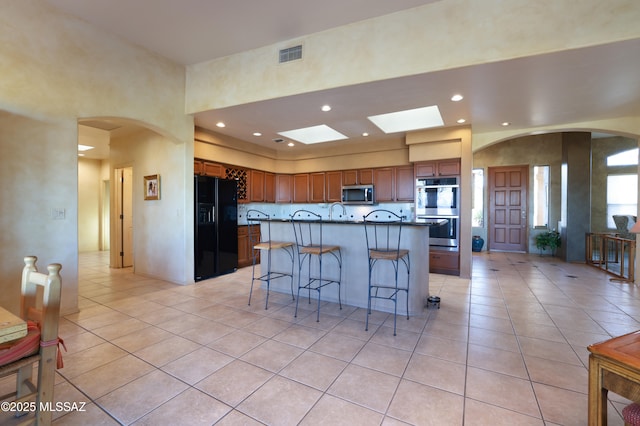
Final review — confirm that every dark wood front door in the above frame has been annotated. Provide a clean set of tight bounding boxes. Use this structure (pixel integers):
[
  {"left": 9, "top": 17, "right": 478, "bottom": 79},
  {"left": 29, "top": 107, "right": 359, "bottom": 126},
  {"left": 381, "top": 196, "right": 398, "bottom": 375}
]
[{"left": 489, "top": 166, "right": 528, "bottom": 252}]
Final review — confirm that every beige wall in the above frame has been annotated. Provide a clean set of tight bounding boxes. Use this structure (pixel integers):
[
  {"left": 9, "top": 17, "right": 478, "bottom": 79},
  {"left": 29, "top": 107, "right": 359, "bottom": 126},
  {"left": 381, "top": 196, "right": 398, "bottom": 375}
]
[
  {"left": 473, "top": 134, "right": 563, "bottom": 253},
  {"left": 186, "top": 0, "right": 640, "bottom": 113},
  {"left": 0, "top": 0, "right": 194, "bottom": 314},
  {"left": 0, "top": 112, "right": 79, "bottom": 315},
  {"left": 78, "top": 158, "right": 103, "bottom": 252},
  {"left": 194, "top": 128, "right": 411, "bottom": 174},
  {"left": 109, "top": 128, "right": 192, "bottom": 284},
  {"left": 591, "top": 136, "right": 639, "bottom": 233}
]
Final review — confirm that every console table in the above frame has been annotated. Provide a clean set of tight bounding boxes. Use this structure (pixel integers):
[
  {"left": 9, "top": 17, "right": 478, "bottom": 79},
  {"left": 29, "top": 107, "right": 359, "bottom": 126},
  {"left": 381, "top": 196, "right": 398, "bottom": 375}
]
[{"left": 588, "top": 330, "right": 640, "bottom": 425}]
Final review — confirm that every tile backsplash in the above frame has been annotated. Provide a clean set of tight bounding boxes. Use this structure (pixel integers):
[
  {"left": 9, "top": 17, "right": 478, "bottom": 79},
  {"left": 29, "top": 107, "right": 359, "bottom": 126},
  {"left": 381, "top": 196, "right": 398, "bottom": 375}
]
[{"left": 237, "top": 202, "right": 414, "bottom": 225}]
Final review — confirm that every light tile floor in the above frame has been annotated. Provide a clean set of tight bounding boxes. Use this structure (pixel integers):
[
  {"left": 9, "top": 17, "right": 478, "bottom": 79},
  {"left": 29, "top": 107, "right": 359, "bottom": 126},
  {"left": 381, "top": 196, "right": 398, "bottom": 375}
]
[{"left": 3, "top": 251, "right": 639, "bottom": 425}]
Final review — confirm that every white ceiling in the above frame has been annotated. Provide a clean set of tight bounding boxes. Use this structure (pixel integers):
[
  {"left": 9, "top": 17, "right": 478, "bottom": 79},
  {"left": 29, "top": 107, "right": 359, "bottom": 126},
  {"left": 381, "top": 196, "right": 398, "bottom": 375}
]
[{"left": 46, "top": 0, "right": 640, "bottom": 158}]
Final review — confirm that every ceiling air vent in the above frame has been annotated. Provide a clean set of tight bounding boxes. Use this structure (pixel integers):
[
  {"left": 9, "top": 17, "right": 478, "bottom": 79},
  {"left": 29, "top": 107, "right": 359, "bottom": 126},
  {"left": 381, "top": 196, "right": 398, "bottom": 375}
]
[
  {"left": 279, "top": 45, "right": 302, "bottom": 63},
  {"left": 273, "top": 138, "right": 285, "bottom": 143}
]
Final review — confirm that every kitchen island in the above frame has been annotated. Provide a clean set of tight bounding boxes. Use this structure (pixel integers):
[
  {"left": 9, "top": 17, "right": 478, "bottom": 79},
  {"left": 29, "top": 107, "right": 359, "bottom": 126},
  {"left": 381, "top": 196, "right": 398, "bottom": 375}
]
[{"left": 256, "top": 219, "right": 430, "bottom": 316}]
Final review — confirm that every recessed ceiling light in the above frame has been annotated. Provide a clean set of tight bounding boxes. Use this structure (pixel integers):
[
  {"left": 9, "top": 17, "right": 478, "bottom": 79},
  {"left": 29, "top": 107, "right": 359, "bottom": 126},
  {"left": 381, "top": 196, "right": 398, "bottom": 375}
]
[
  {"left": 457, "top": 118, "right": 466, "bottom": 124},
  {"left": 321, "top": 105, "right": 332, "bottom": 112},
  {"left": 362, "top": 132, "right": 369, "bottom": 137},
  {"left": 278, "top": 124, "right": 348, "bottom": 144},
  {"left": 216, "top": 122, "right": 225, "bottom": 128},
  {"left": 78, "top": 153, "right": 85, "bottom": 157},
  {"left": 451, "top": 94, "right": 464, "bottom": 102},
  {"left": 78, "top": 144, "right": 94, "bottom": 151},
  {"left": 368, "top": 105, "right": 444, "bottom": 134},
  {"left": 253, "top": 132, "right": 262, "bottom": 137},
  {"left": 502, "top": 122, "right": 511, "bottom": 126},
  {"left": 287, "top": 142, "right": 295, "bottom": 147}
]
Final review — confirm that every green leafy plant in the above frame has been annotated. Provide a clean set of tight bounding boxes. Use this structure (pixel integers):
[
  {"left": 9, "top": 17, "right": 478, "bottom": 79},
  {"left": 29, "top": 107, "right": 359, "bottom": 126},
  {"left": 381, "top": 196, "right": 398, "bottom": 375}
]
[{"left": 534, "top": 230, "right": 561, "bottom": 255}]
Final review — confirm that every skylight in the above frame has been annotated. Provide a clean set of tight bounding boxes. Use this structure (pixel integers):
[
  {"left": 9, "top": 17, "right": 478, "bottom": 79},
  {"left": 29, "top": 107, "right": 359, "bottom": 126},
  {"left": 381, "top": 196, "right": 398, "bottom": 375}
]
[
  {"left": 367, "top": 105, "right": 444, "bottom": 134},
  {"left": 278, "top": 125, "right": 348, "bottom": 144}
]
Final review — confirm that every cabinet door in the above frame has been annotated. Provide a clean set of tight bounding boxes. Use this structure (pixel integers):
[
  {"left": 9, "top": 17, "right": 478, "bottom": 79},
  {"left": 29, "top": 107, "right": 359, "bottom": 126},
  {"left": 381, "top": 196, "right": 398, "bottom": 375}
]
[
  {"left": 325, "top": 171, "right": 343, "bottom": 202},
  {"left": 395, "top": 166, "right": 415, "bottom": 201},
  {"left": 276, "top": 174, "right": 292, "bottom": 203},
  {"left": 293, "top": 174, "right": 309, "bottom": 203},
  {"left": 237, "top": 226, "right": 250, "bottom": 268},
  {"left": 429, "top": 251, "right": 459, "bottom": 275},
  {"left": 203, "top": 162, "right": 224, "bottom": 177},
  {"left": 415, "top": 162, "right": 436, "bottom": 177},
  {"left": 373, "top": 168, "right": 394, "bottom": 202},
  {"left": 343, "top": 170, "right": 358, "bottom": 186},
  {"left": 358, "top": 169, "right": 374, "bottom": 185},
  {"left": 264, "top": 172, "right": 276, "bottom": 203},
  {"left": 194, "top": 160, "right": 203, "bottom": 175},
  {"left": 250, "top": 170, "right": 265, "bottom": 202},
  {"left": 438, "top": 159, "right": 461, "bottom": 176},
  {"left": 309, "top": 173, "right": 325, "bottom": 203}
]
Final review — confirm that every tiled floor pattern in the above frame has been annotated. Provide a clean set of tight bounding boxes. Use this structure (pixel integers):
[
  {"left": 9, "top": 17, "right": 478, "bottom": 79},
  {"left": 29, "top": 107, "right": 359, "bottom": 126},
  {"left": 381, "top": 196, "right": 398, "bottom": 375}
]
[{"left": 2, "top": 251, "right": 639, "bottom": 425}]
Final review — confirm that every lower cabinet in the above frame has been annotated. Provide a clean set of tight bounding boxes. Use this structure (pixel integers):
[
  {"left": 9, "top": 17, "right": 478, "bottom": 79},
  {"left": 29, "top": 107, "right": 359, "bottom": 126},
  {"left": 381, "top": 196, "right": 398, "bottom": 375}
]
[
  {"left": 238, "top": 225, "right": 260, "bottom": 268},
  {"left": 429, "top": 250, "right": 459, "bottom": 276}
]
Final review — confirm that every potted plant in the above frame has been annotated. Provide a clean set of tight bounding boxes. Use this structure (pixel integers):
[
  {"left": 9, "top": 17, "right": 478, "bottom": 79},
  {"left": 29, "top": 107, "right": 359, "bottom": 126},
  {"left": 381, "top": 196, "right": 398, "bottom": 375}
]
[{"left": 534, "top": 230, "right": 561, "bottom": 255}]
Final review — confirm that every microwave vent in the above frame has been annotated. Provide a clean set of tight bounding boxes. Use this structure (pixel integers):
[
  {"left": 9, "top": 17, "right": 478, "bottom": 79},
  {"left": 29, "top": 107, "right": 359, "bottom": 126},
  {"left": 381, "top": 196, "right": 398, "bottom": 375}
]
[{"left": 279, "top": 45, "right": 302, "bottom": 63}]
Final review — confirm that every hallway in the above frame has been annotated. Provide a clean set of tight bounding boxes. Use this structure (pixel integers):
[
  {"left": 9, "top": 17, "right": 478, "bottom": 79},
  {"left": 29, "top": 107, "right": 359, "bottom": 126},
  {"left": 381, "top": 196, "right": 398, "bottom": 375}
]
[{"left": 2, "top": 251, "right": 638, "bottom": 425}]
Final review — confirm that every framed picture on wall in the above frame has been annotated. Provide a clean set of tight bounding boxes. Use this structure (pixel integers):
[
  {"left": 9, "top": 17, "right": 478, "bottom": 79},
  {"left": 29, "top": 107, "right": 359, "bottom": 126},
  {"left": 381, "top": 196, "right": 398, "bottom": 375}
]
[{"left": 144, "top": 174, "right": 160, "bottom": 200}]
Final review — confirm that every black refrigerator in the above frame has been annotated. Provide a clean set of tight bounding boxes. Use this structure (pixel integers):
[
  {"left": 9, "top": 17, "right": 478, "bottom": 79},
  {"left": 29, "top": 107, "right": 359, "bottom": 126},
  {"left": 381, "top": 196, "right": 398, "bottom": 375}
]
[{"left": 194, "top": 175, "right": 238, "bottom": 281}]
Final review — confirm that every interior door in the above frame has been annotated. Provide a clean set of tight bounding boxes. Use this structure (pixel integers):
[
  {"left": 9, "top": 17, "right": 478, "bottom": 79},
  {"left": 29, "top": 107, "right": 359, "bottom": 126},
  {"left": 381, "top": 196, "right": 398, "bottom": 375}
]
[
  {"left": 489, "top": 166, "right": 528, "bottom": 252},
  {"left": 122, "top": 167, "right": 133, "bottom": 267},
  {"left": 114, "top": 167, "right": 133, "bottom": 268}
]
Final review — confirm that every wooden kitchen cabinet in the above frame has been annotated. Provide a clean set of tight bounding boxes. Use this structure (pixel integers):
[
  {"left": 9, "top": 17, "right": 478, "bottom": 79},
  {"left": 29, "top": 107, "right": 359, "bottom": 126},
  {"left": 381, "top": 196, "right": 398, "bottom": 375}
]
[
  {"left": 429, "top": 250, "right": 459, "bottom": 275},
  {"left": 437, "top": 159, "right": 461, "bottom": 176},
  {"left": 343, "top": 169, "right": 373, "bottom": 186},
  {"left": 309, "top": 172, "right": 325, "bottom": 203},
  {"left": 250, "top": 170, "right": 265, "bottom": 202},
  {"left": 238, "top": 225, "right": 260, "bottom": 268},
  {"left": 203, "top": 162, "right": 224, "bottom": 177},
  {"left": 373, "top": 168, "right": 394, "bottom": 202},
  {"left": 416, "top": 159, "right": 460, "bottom": 177},
  {"left": 395, "top": 166, "right": 415, "bottom": 201},
  {"left": 194, "top": 160, "right": 224, "bottom": 177},
  {"left": 264, "top": 172, "right": 275, "bottom": 203},
  {"left": 293, "top": 174, "right": 309, "bottom": 203},
  {"left": 325, "top": 171, "right": 343, "bottom": 202},
  {"left": 276, "top": 174, "right": 292, "bottom": 203}
]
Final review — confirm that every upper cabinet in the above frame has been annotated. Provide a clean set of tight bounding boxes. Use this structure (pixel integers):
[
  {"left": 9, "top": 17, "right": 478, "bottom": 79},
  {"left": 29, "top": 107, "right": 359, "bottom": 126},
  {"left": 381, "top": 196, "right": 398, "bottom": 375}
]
[
  {"left": 264, "top": 172, "right": 276, "bottom": 203},
  {"left": 250, "top": 170, "right": 265, "bottom": 202},
  {"left": 373, "top": 168, "right": 394, "bottom": 202},
  {"left": 195, "top": 160, "right": 224, "bottom": 177},
  {"left": 395, "top": 166, "right": 415, "bottom": 201},
  {"left": 343, "top": 169, "right": 373, "bottom": 186},
  {"left": 276, "top": 174, "right": 292, "bottom": 203},
  {"left": 415, "top": 158, "right": 460, "bottom": 177},
  {"left": 195, "top": 159, "right": 420, "bottom": 204},
  {"left": 293, "top": 174, "right": 309, "bottom": 203},
  {"left": 325, "top": 171, "right": 342, "bottom": 202},
  {"left": 309, "top": 173, "right": 325, "bottom": 203}
]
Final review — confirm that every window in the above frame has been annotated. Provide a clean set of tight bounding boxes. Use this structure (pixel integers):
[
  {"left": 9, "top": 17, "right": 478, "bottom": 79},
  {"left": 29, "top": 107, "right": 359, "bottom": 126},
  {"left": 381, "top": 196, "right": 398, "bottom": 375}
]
[
  {"left": 472, "top": 169, "right": 484, "bottom": 227},
  {"left": 607, "top": 174, "right": 638, "bottom": 228},
  {"left": 607, "top": 148, "right": 638, "bottom": 166},
  {"left": 533, "top": 166, "right": 550, "bottom": 228}
]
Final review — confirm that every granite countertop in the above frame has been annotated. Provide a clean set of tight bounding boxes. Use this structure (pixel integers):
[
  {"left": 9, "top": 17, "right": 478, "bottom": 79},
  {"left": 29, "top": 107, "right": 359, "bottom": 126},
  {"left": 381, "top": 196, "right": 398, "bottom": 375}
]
[{"left": 244, "top": 216, "right": 432, "bottom": 226}]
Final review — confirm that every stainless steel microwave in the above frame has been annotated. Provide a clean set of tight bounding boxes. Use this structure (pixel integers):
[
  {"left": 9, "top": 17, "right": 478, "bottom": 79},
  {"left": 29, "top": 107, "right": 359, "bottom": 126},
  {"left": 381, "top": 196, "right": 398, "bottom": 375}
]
[{"left": 342, "top": 185, "right": 374, "bottom": 204}]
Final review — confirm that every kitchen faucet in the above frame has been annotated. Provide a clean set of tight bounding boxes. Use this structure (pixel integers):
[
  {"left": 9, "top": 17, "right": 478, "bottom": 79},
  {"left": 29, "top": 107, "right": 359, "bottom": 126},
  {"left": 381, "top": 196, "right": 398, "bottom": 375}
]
[{"left": 329, "top": 202, "right": 347, "bottom": 221}]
